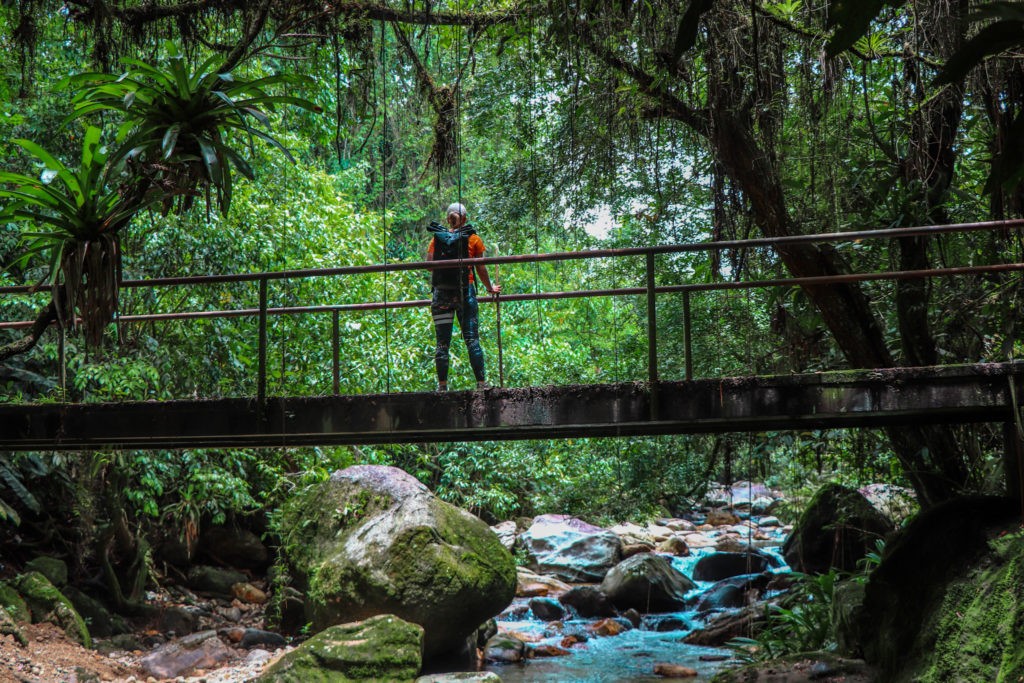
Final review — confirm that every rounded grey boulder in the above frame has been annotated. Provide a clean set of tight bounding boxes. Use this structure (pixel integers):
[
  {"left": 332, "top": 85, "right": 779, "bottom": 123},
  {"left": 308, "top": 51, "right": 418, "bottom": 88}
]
[{"left": 276, "top": 465, "right": 516, "bottom": 658}]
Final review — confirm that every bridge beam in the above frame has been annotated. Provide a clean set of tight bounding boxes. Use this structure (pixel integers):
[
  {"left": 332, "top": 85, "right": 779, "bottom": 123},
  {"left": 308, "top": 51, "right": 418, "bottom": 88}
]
[{"left": 0, "top": 363, "right": 1021, "bottom": 451}]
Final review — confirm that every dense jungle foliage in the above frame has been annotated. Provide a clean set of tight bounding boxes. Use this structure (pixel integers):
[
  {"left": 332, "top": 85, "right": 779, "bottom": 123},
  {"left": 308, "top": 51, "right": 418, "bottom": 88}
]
[{"left": 0, "top": 1, "right": 1021, "bottom": 598}]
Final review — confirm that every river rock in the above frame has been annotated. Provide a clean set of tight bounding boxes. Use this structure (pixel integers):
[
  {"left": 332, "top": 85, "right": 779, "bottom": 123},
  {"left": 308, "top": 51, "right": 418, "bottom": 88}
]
[
  {"left": 601, "top": 553, "right": 695, "bottom": 613},
  {"left": 656, "top": 536, "right": 689, "bottom": 556},
  {"left": 705, "top": 509, "right": 740, "bottom": 526},
  {"left": 694, "top": 573, "right": 771, "bottom": 611},
  {"left": 63, "top": 586, "right": 128, "bottom": 637},
  {"left": 783, "top": 483, "right": 892, "bottom": 574},
  {"left": 275, "top": 465, "right": 515, "bottom": 658},
  {"left": 141, "top": 630, "right": 232, "bottom": 679},
  {"left": 643, "top": 614, "right": 689, "bottom": 632},
  {"left": 692, "top": 551, "right": 774, "bottom": 582},
  {"left": 200, "top": 526, "right": 270, "bottom": 570},
  {"left": 750, "top": 496, "right": 777, "bottom": 515},
  {"left": 529, "top": 597, "right": 565, "bottom": 621},
  {"left": 516, "top": 567, "right": 571, "bottom": 597},
  {"left": 729, "top": 481, "right": 773, "bottom": 506},
  {"left": 490, "top": 520, "right": 518, "bottom": 550},
  {"left": 256, "top": 614, "right": 423, "bottom": 682},
  {"left": 858, "top": 483, "right": 917, "bottom": 524},
  {"left": 653, "top": 662, "right": 698, "bottom": 677},
  {"left": 0, "top": 606, "right": 26, "bottom": 646},
  {"left": 684, "top": 605, "right": 768, "bottom": 647},
  {"left": 520, "top": 514, "right": 622, "bottom": 582},
  {"left": 589, "top": 617, "right": 630, "bottom": 636},
  {"left": 186, "top": 565, "right": 247, "bottom": 599},
  {"left": 240, "top": 628, "right": 287, "bottom": 649},
  {"left": 664, "top": 518, "right": 696, "bottom": 533},
  {"left": 558, "top": 585, "right": 617, "bottom": 618},
  {"left": 684, "top": 534, "right": 715, "bottom": 549},
  {"left": 484, "top": 633, "right": 527, "bottom": 663},
  {"left": 25, "top": 557, "right": 67, "bottom": 588},
  {"left": 532, "top": 643, "right": 572, "bottom": 657},
  {"left": 417, "top": 673, "right": 502, "bottom": 682},
  {"left": 13, "top": 571, "right": 91, "bottom": 647}
]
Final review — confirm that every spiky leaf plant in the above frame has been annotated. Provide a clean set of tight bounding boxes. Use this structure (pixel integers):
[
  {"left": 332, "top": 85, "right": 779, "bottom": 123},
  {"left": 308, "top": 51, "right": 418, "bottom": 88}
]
[
  {"left": 0, "top": 126, "right": 156, "bottom": 344},
  {"left": 64, "top": 41, "right": 321, "bottom": 216}
]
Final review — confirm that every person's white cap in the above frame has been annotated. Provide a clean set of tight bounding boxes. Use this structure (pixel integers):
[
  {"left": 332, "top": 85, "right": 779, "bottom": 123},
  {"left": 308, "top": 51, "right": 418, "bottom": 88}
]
[{"left": 446, "top": 202, "right": 467, "bottom": 217}]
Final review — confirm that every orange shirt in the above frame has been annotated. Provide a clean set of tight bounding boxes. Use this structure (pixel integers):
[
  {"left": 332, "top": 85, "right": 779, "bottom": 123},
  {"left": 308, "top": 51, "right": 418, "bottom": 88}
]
[{"left": 428, "top": 233, "right": 485, "bottom": 284}]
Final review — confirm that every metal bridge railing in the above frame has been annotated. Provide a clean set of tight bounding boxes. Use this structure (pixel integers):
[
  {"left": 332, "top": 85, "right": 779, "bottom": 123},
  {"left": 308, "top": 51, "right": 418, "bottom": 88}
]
[{"left": 2, "top": 219, "right": 1023, "bottom": 400}]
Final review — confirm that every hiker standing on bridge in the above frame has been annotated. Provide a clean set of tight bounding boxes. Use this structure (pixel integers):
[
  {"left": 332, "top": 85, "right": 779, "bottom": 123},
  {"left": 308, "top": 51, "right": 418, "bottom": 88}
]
[{"left": 427, "top": 202, "right": 500, "bottom": 391}]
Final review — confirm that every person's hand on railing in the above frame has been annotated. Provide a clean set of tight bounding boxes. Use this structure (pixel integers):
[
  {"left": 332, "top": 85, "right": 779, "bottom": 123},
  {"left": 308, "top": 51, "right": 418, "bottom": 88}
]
[{"left": 487, "top": 283, "right": 502, "bottom": 297}]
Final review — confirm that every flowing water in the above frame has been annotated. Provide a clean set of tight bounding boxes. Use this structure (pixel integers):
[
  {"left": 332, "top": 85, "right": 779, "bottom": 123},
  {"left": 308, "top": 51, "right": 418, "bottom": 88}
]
[{"left": 484, "top": 530, "right": 791, "bottom": 682}]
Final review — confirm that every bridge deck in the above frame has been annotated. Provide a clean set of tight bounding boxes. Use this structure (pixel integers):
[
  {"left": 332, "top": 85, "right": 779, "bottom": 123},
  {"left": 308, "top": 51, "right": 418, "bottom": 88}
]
[{"left": 1, "top": 362, "right": 1021, "bottom": 451}]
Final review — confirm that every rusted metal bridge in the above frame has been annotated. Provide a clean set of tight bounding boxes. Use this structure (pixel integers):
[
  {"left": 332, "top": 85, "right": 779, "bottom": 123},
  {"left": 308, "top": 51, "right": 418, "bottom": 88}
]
[{"left": 1, "top": 220, "right": 1023, "bottom": 453}]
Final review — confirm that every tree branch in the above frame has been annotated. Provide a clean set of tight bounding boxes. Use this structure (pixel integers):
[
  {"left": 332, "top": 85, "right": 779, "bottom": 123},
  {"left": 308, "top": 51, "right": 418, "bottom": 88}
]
[
  {"left": 0, "top": 301, "right": 57, "bottom": 363},
  {"left": 573, "top": 21, "right": 708, "bottom": 135},
  {"left": 64, "top": 0, "right": 523, "bottom": 31}
]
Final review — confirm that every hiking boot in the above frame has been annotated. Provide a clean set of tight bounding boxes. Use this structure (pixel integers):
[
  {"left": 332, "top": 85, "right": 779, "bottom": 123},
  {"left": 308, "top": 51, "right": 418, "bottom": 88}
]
[
  {"left": 437, "top": 382, "right": 448, "bottom": 392},
  {"left": 477, "top": 381, "right": 489, "bottom": 390}
]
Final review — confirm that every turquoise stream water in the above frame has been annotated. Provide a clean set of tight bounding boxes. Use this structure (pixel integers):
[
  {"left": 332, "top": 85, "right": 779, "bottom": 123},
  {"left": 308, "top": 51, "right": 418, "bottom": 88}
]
[{"left": 484, "top": 536, "right": 790, "bottom": 681}]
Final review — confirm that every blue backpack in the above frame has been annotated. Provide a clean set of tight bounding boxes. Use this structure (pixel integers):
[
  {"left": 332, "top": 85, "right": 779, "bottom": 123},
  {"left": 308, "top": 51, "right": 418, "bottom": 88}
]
[{"left": 428, "top": 221, "right": 476, "bottom": 288}]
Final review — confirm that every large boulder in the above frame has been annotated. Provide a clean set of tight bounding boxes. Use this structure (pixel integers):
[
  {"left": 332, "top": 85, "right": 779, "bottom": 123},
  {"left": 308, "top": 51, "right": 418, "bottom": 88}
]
[
  {"left": 25, "top": 557, "right": 68, "bottom": 588},
  {"left": 276, "top": 465, "right": 515, "bottom": 658},
  {"left": 256, "top": 614, "right": 423, "bottom": 682},
  {"left": 692, "top": 551, "right": 775, "bottom": 582},
  {"left": 782, "top": 483, "right": 892, "bottom": 574},
  {"left": 859, "top": 496, "right": 1021, "bottom": 681},
  {"left": 600, "top": 553, "right": 695, "bottom": 613},
  {"left": 519, "top": 514, "right": 622, "bottom": 582},
  {"left": 558, "top": 586, "right": 617, "bottom": 618}
]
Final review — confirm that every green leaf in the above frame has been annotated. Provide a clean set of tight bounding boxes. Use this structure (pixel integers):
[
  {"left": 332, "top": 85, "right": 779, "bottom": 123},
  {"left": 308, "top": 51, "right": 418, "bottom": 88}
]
[
  {"left": 826, "top": 0, "right": 907, "bottom": 56},
  {"left": 12, "top": 138, "right": 83, "bottom": 205}
]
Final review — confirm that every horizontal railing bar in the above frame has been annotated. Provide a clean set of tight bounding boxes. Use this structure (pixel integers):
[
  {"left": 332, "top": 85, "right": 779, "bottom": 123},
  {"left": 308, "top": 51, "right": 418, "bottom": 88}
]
[
  {"left": 1, "top": 219, "right": 1021, "bottom": 295},
  {"left": 1, "top": 260, "right": 1020, "bottom": 330}
]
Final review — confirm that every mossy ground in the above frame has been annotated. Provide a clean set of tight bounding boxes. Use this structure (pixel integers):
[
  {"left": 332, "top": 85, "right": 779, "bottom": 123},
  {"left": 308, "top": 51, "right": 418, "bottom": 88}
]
[{"left": 914, "top": 529, "right": 1024, "bottom": 683}]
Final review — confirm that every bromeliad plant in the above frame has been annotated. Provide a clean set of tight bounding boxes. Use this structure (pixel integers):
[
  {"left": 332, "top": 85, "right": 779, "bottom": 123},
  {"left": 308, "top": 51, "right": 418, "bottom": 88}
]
[
  {"left": 64, "top": 40, "right": 321, "bottom": 216},
  {"left": 0, "top": 42, "right": 319, "bottom": 349},
  {"left": 0, "top": 126, "right": 157, "bottom": 344}
]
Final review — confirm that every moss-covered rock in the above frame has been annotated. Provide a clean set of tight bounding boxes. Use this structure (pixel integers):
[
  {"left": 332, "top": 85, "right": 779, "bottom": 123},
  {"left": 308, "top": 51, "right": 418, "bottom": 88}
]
[
  {"left": 0, "top": 605, "right": 27, "bottom": 646},
  {"left": 0, "top": 581, "right": 30, "bottom": 623},
  {"left": 914, "top": 528, "right": 1024, "bottom": 682},
  {"left": 710, "top": 653, "right": 875, "bottom": 682},
  {"left": 256, "top": 614, "right": 423, "bottom": 682},
  {"left": 13, "top": 571, "right": 92, "bottom": 648},
  {"left": 25, "top": 556, "right": 68, "bottom": 588},
  {"left": 277, "top": 465, "right": 516, "bottom": 658},
  {"left": 63, "top": 586, "right": 130, "bottom": 638},
  {"left": 783, "top": 483, "right": 892, "bottom": 574},
  {"left": 859, "top": 496, "right": 1020, "bottom": 682}
]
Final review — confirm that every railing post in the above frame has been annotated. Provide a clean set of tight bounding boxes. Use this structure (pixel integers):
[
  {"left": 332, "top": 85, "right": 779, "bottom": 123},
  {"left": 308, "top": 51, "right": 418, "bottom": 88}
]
[
  {"left": 646, "top": 250, "right": 658, "bottom": 421},
  {"left": 332, "top": 309, "right": 341, "bottom": 395},
  {"left": 683, "top": 290, "right": 693, "bottom": 381},
  {"left": 646, "top": 250, "right": 658, "bottom": 384},
  {"left": 58, "top": 325, "right": 66, "bottom": 398},
  {"left": 257, "top": 277, "right": 268, "bottom": 408}
]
